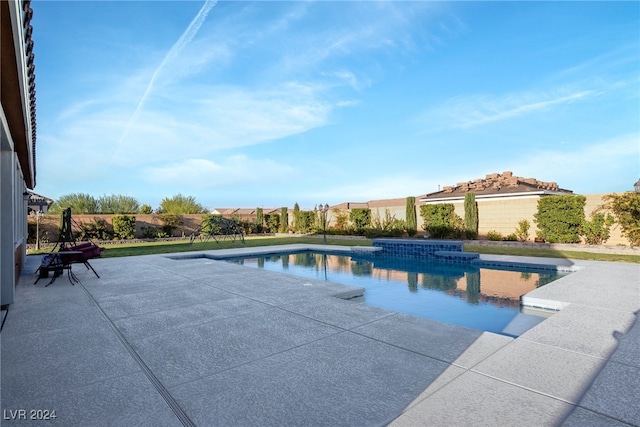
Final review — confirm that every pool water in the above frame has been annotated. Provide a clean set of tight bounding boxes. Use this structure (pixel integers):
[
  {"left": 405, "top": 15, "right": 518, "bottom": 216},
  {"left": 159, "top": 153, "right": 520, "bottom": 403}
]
[{"left": 227, "top": 252, "right": 567, "bottom": 337}]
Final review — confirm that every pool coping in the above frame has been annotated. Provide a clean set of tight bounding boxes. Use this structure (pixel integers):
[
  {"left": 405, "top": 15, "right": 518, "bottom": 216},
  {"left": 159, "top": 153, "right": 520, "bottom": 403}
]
[
  {"left": 166, "top": 243, "right": 583, "bottom": 271},
  {"left": 166, "top": 243, "right": 589, "bottom": 312}
]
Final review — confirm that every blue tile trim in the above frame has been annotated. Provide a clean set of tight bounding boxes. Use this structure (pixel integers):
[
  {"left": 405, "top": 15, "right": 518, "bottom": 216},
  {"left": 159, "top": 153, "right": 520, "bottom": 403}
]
[{"left": 372, "top": 239, "right": 469, "bottom": 262}]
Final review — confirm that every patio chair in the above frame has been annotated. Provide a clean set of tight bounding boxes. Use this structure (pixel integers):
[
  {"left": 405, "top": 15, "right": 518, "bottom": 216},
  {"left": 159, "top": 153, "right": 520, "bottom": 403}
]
[{"left": 34, "top": 208, "right": 103, "bottom": 285}]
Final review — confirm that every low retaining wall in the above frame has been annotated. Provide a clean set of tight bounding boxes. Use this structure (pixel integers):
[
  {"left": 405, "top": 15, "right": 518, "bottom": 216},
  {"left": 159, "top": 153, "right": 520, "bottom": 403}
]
[{"left": 464, "top": 240, "right": 639, "bottom": 256}]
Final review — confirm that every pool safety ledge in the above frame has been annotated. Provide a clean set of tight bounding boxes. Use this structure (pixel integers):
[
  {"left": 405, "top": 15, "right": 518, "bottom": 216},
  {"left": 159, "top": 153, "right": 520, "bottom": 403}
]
[{"left": 371, "top": 239, "right": 579, "bottom": 270}]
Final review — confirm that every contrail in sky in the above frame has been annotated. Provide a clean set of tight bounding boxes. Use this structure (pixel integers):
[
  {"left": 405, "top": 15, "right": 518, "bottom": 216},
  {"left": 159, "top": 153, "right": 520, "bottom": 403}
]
[{"left": 113, "top": 0, "right": 217, "bottom": 159}]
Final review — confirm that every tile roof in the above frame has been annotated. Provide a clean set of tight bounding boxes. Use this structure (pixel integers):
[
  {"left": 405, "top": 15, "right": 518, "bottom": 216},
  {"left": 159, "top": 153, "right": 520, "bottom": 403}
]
[
  {"left": 421, "top": 171, "right": 573, "bottom": 200},
  {"left": 23, "top": 0, "right": 37, "bottom": 183}
]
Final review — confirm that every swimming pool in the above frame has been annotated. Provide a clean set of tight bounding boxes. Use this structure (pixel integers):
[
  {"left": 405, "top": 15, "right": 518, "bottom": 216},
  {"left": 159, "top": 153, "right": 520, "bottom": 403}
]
[{"left": 226, "top": 252, "right": 567, "bottom": 337}]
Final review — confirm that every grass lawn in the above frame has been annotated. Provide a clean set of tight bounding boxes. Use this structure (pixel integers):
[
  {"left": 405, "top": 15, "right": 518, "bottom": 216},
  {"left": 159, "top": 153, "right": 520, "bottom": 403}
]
[
  {"left": 465, "top": 245, "right": 640, "bottom": 264},
  {"left": 28, "top": 236, "right": 640, "bottom": 263},
  {"left": 97, "top": 236, "right": 370, "bottom": 258}
]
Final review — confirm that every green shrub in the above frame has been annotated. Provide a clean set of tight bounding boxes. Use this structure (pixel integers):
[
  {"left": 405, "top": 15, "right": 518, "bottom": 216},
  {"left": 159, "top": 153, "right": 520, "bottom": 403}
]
[
  {"left": 201, "top": 214, "right": 223, "bottom": 236},
  {"left": 515, "top": 220, "right": 530, "bottom": 242},
  {"left": 98, "top": 194, "right": 139, "bottom": 214},
  {"left": 48, "top": 193, "right": 99, "bottom": 214},
  {"left": 296, "top": 211, "right": 316, "bottom": 234},
  {"left": 140, "top": 204, "right": 153, "bottom": 214},
  {"left": 112, "top": 215, "right": 136, "bottom": 239},
  {"left": 364, "top": 214, "right": 405, "bottom": 237},
  {"left": 582, "top": 212, "right": 615, "bottom": 245},
  {"left": 27, "top": 222, "right": 37, "bottom": 244},
  {"left": 350, "top": 208, "right": 372, "bottom": 230},
  {"left": 363, "top": 228, "right": 403, "bottom": 238},
  {"left": 200, "top": 214, "right": 243, "bottom": 238},
  {"left": 265, "top": 213, "right": 280, "bottom": 233},
  {"left": 419, "top": 204, "right": 463, "bottom": 239},
  {"left": 370, "top": 209, "right": 405, "bottom": 234},
  {"left": 236, "top": 221, "right": 254, "bottom": 235},
  {"left": 332, "top": 208, "right": 349, "bottom": 231},
  {"left": 141, "top": 226, "right": 158, "bottom": 239},
  {"left": 504, "top": 233, "right": 518, "bottom": 241},
  {"left": 601, "top": 192, "right": 640, "bottom": 246},
  {"left": 159, "top": 194, "right": 206, "bottom": 214},
  {"left": 487, "top": 230, "right": 503, "bottom": 241},
  {"left": 156, "top": 214, "right": 184, "bottom": 237},
  {"left": 534, "top": 195, "right": 586, "bottom": 243},
  {"left": 77, "top": 217, "right": 112, "bottom": 241}
]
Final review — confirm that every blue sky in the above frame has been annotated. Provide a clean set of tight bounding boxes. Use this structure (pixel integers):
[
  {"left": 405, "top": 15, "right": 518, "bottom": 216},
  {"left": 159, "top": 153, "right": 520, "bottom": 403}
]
[{"left": 32, "top": 1, "right": 639, "bottom": 211}]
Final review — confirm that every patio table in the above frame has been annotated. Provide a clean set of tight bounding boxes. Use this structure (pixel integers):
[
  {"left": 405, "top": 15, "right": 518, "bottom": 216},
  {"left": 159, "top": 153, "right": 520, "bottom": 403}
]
[{"left": 34, "top": 251, "right": 85, "bottom": 286}]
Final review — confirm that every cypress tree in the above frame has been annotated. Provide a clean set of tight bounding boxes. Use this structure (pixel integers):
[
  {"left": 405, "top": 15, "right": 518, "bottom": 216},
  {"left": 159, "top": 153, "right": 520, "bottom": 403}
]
[
  {"left": 279, "top": 207, "right": 288, "bottom": 233},
  {"left": 464, "top": 192, "right": 478, "bottom": 239},
  {"left": 256, "top": 207, "right": 264, "bottom": 233},
  {"left": 293, "top": 202, "right": 300, "bottom": 232},
  {"left": 405, "top": 196, "right": 417, "bottom": 236}
]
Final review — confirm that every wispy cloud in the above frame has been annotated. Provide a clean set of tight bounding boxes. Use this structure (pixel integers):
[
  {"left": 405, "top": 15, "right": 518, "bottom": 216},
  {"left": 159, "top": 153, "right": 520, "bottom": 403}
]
[
  {"left": 143, "top": 155, "right": 295, "bottom": 189},
  {"left": 460, "top": 90, "right": 593, "bottom": 128},
  {"left": 46, "top": 0, "right": 447, "bottom": 172},
  {"left": 115, "top": 0, "right": 218, "bottom": 159},
  {"left": 506, "top": 133, "right": 640, "bottom": 192},
  {"left": 257, "top": 2, "right": 445, "bottom": 79},
  {"left": 554, "top": 43, "right": 640, "bottom": 80},
  {"left": 322, "top": 70, "right": 372, "bottom": 91},
  {"left": 44, "top": 81, "right": 335, "bottom": 169},
  {"left": 419, "top": 87, "right": 596, "bottom": 131}
]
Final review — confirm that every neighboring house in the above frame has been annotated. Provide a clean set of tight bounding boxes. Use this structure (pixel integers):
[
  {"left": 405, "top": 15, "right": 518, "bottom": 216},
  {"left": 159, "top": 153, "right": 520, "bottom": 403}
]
[
  {"left": 331, "top": 202, "right": 370, "bottom": 210},
  {"left": 1, "top": 0, "right": 38, "bottom": 307},
  {"left": 212, "top": 208, "right": 257, "bottom": 223},
  {"left": 27, "top": 190, "right": 52, "bottom": 214},
  {"left": 418, "top": 171, "right": 574, "bottom": 237},
  {"left": 419, "top": 171, "right": 573, "bottom": 203},
  {"left": 331, "top": 172, "right": 626, "bottom": 244}
]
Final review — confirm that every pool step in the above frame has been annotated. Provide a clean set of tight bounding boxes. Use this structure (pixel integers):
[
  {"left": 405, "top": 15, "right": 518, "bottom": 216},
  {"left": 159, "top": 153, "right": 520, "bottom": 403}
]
[
  {"left": 434, "top": 251, "right": 479, "bottom": 262},
  {"left": 350, "top": 247, "right": 383, "bottom": 255}
]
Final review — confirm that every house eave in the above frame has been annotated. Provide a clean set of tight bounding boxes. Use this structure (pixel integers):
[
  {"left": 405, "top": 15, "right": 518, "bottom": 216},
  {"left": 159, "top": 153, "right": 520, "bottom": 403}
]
[{"left": 419, "top": 190, "right": 569, "bottom": 204}]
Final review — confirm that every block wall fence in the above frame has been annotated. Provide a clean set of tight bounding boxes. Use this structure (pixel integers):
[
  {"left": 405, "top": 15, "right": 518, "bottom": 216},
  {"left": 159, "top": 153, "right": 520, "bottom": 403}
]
[
  {"left": 29, "top": 194, "right": 628, "bottom": 245},
  {"left": 363, "top": 193, "right": 626, "bottom": 246}
]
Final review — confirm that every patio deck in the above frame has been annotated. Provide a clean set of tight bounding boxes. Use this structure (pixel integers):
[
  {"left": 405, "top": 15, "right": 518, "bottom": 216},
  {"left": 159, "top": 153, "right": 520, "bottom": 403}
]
[{"left": 1, "top": 245, "right": 639, "bottom": 426}]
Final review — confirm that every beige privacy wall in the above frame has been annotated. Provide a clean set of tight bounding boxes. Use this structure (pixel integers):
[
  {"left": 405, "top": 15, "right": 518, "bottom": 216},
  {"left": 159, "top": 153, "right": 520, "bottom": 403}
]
[
  {"left": 448, "top": 194, "right": 625, "bottom": 244},
  {"left": 342, "top": 194, "right": 627, "bottom": 245},
  {"left": 31, "top": 194, "right": 628, "bottom": 245}
]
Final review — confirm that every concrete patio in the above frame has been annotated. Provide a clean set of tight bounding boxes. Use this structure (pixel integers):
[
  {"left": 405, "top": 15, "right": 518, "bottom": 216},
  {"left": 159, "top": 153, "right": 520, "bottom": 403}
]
[{"left": 1, "top": 245, "right": 639, "bottom": 426}]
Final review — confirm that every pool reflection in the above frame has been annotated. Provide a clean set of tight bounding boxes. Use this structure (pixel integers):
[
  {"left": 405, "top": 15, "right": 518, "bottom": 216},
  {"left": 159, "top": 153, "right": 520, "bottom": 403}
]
[{"left": 232, "top": 253, "right": 564, "bottom": 309}]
